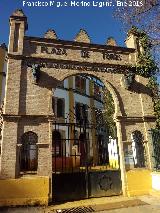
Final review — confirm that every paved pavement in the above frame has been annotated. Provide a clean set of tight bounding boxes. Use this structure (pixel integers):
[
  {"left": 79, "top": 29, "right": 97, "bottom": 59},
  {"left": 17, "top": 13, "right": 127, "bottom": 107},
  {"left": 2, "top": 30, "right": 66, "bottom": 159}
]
[
  {"left": 0, "top": 195, "right": 160, "bottom": 212},
  {"left": 98, "top": 205, "right": 160, "bottom": 213}
]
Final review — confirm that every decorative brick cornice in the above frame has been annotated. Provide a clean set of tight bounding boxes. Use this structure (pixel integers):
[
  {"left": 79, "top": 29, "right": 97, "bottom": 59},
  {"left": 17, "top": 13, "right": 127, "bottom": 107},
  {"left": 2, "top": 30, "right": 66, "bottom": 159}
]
[
  {"left": 2, "top": 114, "right": 55, "bottom": 122},
  {"left": 24, "top": 36, "right": 135, "bottom": 53},
  {"left": 7, "top": 53, "right": 135, "bottom": 75}
]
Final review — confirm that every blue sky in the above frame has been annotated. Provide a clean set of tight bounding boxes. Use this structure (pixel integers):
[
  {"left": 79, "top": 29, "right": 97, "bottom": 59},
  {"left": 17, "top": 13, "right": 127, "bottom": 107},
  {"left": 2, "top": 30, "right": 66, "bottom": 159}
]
[{"left": 0, "top": 0, "right": 126, "bottom": 46}]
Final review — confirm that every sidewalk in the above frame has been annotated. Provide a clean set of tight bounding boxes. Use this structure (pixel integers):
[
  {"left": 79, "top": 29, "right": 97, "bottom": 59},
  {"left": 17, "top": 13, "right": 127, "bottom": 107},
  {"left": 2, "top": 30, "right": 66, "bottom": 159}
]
[
  {"left": 48, "top": 195, "right": 147, "bottom": 212},
  {"left": 0, "top": 195, "right": 160, "bottom": 212}
]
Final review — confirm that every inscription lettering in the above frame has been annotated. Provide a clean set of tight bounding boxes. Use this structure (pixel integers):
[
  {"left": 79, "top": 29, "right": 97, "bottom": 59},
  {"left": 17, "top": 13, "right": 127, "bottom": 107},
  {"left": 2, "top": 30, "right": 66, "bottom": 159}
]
[
  {"left": 81, "top": 50, "right": 90, "bottom": 58},
  {"left": 36, "top": 45, "right": 125, "bottom": 62},
  {"left": 24, "top": 60, "right": 129, "bottom": 75},
  {"left": 45, "top": 62, "right": 116, "bottom": 73},
  {"left": 41, "top": 46, "right": 67, "bottom": 56},
  {"left": 103, "top": 52, "right": 121, "bottom": 61}
]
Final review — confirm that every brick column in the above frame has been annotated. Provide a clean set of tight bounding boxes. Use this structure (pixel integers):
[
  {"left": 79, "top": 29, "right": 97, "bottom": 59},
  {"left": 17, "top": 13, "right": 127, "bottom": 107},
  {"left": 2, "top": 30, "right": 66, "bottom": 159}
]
[
  {"left": 116, "top": 120, "right": 128, "bottom": 196},
  {"left": 1, "top": 120, "right": 18, "bottom": 178}
]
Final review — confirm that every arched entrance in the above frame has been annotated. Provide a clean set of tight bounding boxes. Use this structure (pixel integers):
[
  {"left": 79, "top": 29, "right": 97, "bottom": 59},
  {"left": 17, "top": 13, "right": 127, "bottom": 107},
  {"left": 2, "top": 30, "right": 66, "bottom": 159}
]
[
  {"left": 1, "top": 9, "right": 156, "bottom": 205},
  {"left": 52, "top": 74, "right": 122, "bottom": 201}
]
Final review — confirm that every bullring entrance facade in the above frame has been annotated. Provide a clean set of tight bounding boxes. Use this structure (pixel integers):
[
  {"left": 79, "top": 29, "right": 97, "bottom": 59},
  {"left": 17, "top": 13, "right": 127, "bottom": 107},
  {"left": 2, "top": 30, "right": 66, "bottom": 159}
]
[{"left": 0, "top": 9, "right": 156, "bottom": 205}]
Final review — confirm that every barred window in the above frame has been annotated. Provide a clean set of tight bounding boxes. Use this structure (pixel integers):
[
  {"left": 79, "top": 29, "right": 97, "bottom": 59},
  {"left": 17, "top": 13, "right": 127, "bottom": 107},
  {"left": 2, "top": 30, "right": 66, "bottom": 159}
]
[
  {"left": 52, "top": 97, "right": 65, "bottom": 118},
  {"left": 20, "top": 131, "right": 38, "bottom": 172},
  {"left": 75, "top": 76, "right": 86, "bottom": 94}
]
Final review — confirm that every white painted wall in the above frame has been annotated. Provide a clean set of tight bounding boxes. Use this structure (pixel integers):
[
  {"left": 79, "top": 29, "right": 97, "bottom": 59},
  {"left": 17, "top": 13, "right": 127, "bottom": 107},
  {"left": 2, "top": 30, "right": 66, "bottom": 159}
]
[
  {"left": 152, "top": 173, "right": 160, "bottom": 191},
  {"left": 108, "top": 137, "right": 119, "bottom": 168},
  {"left": 64, "top": 79, "right": 68, "bottom": 89},
  {"left": 108, "top": 137, "right": 118, "bottom": 160}
]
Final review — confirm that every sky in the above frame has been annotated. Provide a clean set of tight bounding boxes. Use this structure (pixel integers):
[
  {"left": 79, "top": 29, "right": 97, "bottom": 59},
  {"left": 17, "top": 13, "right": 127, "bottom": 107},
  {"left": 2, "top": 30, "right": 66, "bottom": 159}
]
[{"left": 0, "top": 0, "right": 127, "bottom": 47}]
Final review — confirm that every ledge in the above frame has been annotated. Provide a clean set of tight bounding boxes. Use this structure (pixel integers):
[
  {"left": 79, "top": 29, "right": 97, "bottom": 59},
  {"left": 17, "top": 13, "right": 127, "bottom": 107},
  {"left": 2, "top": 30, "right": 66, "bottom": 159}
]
[
  {"left": 20, "top": 171, "right": 37, "bottom": 175},
  {"left": 24, "top": 35, "right": 136, "bottom": 53},
  {"left": 2, "top": 114, "right": 55, "bottom": 121},
  {"left": 116, "top": 115, "right": 156, "bottom": 122}
]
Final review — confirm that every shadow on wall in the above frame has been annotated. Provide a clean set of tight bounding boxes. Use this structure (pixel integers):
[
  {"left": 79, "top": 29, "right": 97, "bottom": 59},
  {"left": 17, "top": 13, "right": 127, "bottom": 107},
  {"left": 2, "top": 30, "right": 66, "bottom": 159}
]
[
  {"left": 111, "top": 83, "right": 127, "bottom": 117},
  {"left": 131, "top": 80, "right": 152, "bottom": 96},
  {"left": 38, "top": 70, "right": 62, "bottom": 89},
  {"left": 18, "top": 66, "right": 62, "bottom": 115}
]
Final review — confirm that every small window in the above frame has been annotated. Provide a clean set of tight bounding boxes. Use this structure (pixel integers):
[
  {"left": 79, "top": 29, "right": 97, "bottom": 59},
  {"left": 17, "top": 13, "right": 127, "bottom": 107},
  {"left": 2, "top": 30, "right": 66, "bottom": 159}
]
[
  {"left": 75, "top": 76, "right": 86, "bottom": 94},
  {"left": 57, "top": 99, "right": 64, "bottom": 117},
  {"left": 13, "top": 23, "right": 20, "bottom": 52},
  {"left": 20, "top": 131, "right": 38, "bottom": 172},
  {"left": 75, "top": 103, "right": 88, "bottom": 124},
  {"left": 52, "top": 97, "right": 65, "bottom": 118},
  {"left": 52, "top": 131, "right": 62, "bottom": 157}
]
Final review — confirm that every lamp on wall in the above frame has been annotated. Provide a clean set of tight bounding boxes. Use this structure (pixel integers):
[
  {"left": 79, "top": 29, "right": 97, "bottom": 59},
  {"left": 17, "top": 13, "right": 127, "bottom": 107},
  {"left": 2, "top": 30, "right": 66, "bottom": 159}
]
[
  {"left": 122, "top": 72, "right": 135, "bottom": 90},
  {"left": 27, "top": 63, "right": 45, "bottom": 84}
]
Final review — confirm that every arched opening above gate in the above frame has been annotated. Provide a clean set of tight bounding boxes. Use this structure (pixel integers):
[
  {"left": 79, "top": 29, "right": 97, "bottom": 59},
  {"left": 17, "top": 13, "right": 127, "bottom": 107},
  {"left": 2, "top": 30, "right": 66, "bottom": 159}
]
[{"left": 51, "top": 73, "right": 122, "bottom": 201}]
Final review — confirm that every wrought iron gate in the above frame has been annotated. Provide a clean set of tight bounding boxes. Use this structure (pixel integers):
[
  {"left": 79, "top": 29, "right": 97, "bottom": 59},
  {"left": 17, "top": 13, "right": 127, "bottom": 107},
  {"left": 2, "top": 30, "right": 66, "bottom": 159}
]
[{"left": 52, "top": 121, "right": 122, "bottom": 202}]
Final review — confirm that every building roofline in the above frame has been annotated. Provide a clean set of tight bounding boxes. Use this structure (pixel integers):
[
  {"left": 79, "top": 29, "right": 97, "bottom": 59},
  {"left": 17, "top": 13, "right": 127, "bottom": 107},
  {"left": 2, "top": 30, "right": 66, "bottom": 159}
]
[{"left": 24, "top": 36, "right": 135, "bottom": 53}]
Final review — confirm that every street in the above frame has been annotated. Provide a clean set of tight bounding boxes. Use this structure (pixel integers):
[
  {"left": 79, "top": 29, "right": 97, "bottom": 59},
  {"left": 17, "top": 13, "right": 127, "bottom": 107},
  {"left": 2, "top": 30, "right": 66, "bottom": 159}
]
[{"left": 0, "top": 195, "right": 160, "bottom": 213}]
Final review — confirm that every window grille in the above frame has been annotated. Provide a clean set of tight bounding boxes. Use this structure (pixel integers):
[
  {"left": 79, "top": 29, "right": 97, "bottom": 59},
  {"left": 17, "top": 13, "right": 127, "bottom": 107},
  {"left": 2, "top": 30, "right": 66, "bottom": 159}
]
[{"left": 20, "top": 131, "right": 38, "bottom": 172}]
